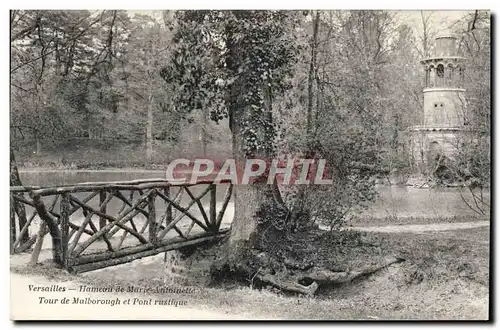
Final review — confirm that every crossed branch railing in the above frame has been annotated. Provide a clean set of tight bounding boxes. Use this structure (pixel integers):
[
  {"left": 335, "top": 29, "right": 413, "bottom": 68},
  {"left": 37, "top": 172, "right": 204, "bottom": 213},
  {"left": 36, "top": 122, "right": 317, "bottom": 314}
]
[{"left": 10, "top": 178, "right": 233, "bottom": 273}]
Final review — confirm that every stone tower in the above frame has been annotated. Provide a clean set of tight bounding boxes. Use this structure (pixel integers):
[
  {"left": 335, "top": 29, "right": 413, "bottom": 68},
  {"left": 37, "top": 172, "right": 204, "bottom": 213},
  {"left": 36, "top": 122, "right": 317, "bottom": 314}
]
[{"left": 409, "top": 33, "right": 468, "bottom": 173}]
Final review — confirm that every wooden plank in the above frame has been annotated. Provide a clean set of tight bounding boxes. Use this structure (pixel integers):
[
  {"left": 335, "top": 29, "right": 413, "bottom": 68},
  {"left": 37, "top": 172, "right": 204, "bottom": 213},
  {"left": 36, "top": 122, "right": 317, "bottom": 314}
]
[
  {"left": 9, "top": 180, "right": 165, "bottom": 193},
  {"left": 15, "top": 195, "right": 59, "bottom": 250},
  {"left": 96, "top": 192, "right": 114, "bottom": 235},
  {"left": 107, "top": 192, "right": 150, "bottom": 237},
  {"left": 112, "top": 191, "right": 141, "bottom": 233},
  {"left": 29, "top": 223, "right": 48, "bottom": 265},
  {"left": 69, "top": 194, "right": 147, "bottom": 245},
  {"left": 15, "top": 191, "right": 98, "bottom": 220},
  {"left": 69, "top": 229, "right": 230, "bottom": 273},
  {"left": 15, "top": 235, "right": 37, "bottom": 253},
  {"left": 118, "top": 215, "right": 152, "bottom": 249},
  {"left": 112, "top": 190, "right": 182, "bottom": 243},
  {"left": 99, "top": 191, "right": 107, "bottom": 229},
  {"left": 29, "top": 195, "right": 60, "bottom": 264},
  {"left": 115, "top": 190, "right": 134, "bottom": 215},
  {"left": 156, "top": 195, "right": 204, "bottom": 239},
  {"left": 156, "top": 186, "right": 211, "bottom": 235},
  {"left": 13, "top": 193, "right": 29, "bottom": 244},
  {"left": 70, "top": 191, "right": 100, "bottom": 215},
  {"left": 30, "top": 193, "right": 63, "bottom": 265},
  {"left": 209, "top": 184, "right": 217, "bottom": 229},
  {"left": 184, "top": 221, "right": 196, "bottom": 237},
  {"left": 74, "top": 208, "right": 145, "bottom": 256},
  {"left": 87, "top": 218, "right": 115, "bottom": 253},
  {"left": 70, "top": 232, "right": 228, "bottom": 273},
  {"left": 13, "top": 208, "right": 37, "bottom": 249},
  {"left": 148, "top": 190, "right": 157, "bottom": 244},
  {"left": 71, "top": 191, "right": 153, "bottom": 257},
  {"left": 10, "top": 186, "right": 43, "bottom": 193},
  {"left": 158, "top": 188, "right": 184, "bottom": 237},
  {"left": 183, "top": 186, "right": 210, "bottom": 228},
  {"left": 68, "top": 228, "right": 77, "bottom": 242},
  {"left": 215, "top": 184, "right": 233, "bottom": 230},
  {"left": 60, "top": 193, "right": 70, "bottom": 268},
  {"left": 68, "top": 211, "right": 94, "bottom": 255},
  {"left": 115, "top": 191, "right": 147, "bottom": 250},
  {"left": 164, "top": 186, "right": 173, "bottom": 226},
  {"left": 11, "top": 178, "right": 234, "bottom": 193},
  {"left": 11, "top": 194, "right": 34, "bottom": 206},
  {"left": 30, "top": 179, "right": 234, "bottom": 196},
  {"left": 10, "top": 197, "right": 16, "bottom": 254}
]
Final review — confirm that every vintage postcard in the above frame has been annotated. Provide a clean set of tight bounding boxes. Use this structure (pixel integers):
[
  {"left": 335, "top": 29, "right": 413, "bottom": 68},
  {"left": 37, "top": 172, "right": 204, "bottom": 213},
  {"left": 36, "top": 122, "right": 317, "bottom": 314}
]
[{"left": 9, "top": 9, "right": 490, "bottom": 320}]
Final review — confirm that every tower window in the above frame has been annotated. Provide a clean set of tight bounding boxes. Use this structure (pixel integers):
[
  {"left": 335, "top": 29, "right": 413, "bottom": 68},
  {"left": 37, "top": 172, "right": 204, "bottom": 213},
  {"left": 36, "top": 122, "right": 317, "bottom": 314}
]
[
  {"left": 436, "top": 64, "right": 445, "bottom": 87},
  {"left": 429, "top": 65, "right": 436, "bottom": 87},
  {"left": 445, "top": 64, "right": 454, "bottom": 86},
  {"left": 437, "top": 65, "right": 444, "bottom": 77},
  {"left": 458, "top": 66, "right": 464, "bottom": 88}
]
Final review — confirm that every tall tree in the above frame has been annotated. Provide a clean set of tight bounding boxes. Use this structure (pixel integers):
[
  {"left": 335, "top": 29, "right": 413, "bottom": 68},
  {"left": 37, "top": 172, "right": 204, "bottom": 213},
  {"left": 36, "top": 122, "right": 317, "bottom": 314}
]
[
  {"left": 165, "top": 11, "right": 299, "bottom": 245},
  {"left": 124, "top": 14, "right": 173, "bottom": 161}
]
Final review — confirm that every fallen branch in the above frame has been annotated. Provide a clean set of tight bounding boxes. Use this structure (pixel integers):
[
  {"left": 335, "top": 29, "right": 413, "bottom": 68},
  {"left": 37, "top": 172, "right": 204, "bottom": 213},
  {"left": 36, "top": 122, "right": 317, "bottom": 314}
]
[
  {"left": 258, "top": 273, "right": 319, "bottom": 296},
  {"left": 254, "top": 256, "right": 403, "bottom": 296},
  {"left": 300, "top": 256, "right": 402, "bottom": 284}
]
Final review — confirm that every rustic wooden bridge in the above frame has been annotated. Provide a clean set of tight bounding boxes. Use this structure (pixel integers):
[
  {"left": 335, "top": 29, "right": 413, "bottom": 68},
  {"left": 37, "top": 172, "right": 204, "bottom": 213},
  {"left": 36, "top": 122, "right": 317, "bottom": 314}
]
[{"left": 10, "top": 179, "right": 233, "bottom": 274}]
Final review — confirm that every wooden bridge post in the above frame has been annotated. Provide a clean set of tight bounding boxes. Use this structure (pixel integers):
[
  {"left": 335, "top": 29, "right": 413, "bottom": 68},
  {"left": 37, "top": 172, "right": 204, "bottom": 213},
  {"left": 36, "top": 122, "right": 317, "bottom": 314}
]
[
  {"left": 99, "top": 191, "right": 107, "bottom": 229},
  {"left": 60, "top": 193, "right": 70, "bottom": 268},
  {"left": 13, "top": 195, "right": 29, "bottom": 244},
  {"left": 10, "top": 196, "right": 16, "bottom": 255},
  {"left": 148, "top": 190, "right": 157, "bottom": 244},
  {"left": 164, "top": 187, "right": 172, "bottom": 225},
  {"left": 210, "top": 184, "right": 216, "bottom": 231}
]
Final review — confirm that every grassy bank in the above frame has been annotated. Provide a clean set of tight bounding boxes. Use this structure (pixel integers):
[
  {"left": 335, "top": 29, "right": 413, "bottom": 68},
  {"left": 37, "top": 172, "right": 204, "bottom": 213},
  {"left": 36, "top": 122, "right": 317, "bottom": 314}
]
[{"left": 10, "top": 226, "right": 490, "bottom": 320}]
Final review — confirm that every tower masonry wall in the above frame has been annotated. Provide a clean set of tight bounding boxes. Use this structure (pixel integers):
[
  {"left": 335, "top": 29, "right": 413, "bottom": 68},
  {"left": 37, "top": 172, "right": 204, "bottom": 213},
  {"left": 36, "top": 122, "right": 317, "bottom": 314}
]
[
  {"left": 435, "top": 36, "right": 458, "bottom": 57},
  {"left": 423, "top": 88, "right": 466, "bottom": 127},
  {"left": 409, "top": 129, "right": 464, "bottom": 170}
]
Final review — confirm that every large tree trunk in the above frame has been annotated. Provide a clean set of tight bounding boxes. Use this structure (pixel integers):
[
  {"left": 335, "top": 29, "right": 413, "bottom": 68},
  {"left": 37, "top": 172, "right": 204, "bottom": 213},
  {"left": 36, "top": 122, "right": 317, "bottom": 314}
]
[
  {"left": 226, "top": 79, "right": 286, "bottom": 247},
  {"left": 229, "top": 106, "right": 277, "bottom": 245},
  {"left": 223, "top": 21, "right": 288, "bottom": 248}
]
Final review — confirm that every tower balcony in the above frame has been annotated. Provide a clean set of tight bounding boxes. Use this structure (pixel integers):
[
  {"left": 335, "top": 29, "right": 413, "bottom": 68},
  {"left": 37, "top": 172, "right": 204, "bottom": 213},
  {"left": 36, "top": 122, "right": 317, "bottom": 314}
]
[
  {"left": 408, "top": 125, "right": 467, "bottom": 132},
  {"left": 423, "top": 87, "right": 466, "bottom": 93},
  {"left": 421, "top": 59, "right": 466, "bottom": 89}
]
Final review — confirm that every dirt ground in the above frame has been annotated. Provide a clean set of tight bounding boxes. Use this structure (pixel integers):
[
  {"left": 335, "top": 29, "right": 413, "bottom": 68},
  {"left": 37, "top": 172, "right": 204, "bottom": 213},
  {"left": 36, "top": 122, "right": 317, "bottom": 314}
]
[{"left": 10, "top": 223, "right": 490, "bottom": 320}]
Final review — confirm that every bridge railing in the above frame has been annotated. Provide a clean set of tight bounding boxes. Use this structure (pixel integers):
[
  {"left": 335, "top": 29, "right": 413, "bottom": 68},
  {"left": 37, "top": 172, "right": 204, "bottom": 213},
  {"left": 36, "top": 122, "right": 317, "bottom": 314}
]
[{"left": 10, "top": 179, "right": 233, "bottom": 273}]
